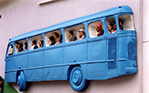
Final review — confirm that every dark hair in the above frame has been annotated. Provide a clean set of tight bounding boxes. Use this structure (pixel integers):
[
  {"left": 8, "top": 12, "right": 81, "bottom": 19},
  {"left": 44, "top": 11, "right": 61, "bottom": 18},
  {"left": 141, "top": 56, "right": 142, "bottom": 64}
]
[
  {"left": 10, "top": 44, "right": 13, "bottom": 48},
  {"left": 0, "top": 76, "right": 2, "bottom": 81},
  {"left": 32, "top": 40, "right": 37, "bottom": 45},
  {"left": 82, "top": 31, "right": 85, "bottom": 35},
  {"left": 24, "top": 42, "right": 27, "bottom": 49},
  {"left": 119, "top": 18, "right": 123, "bottom": 24},
  {"left": 54, "top": 32, "right": 59, "bottom": 38},
  {"left": 20, "top": 43, "right": 23, "bottom": 48},
  {"left": 60, "top": 35, "right": 63, "bottom": 43},
  {"left": 40, "top": 40, "right": 44, "bottom": 44},
  {"left": 15, "top": 41, "right": 19, "bottom": 45},
  {"left": 69, "top": 30, "right": 73, "bottom": 35},
  {"left": 49, "top": 36, "right": 55, "bottom": 41},
  {"left": 109, "top": 24, "right": 113, "bottom": 29}
]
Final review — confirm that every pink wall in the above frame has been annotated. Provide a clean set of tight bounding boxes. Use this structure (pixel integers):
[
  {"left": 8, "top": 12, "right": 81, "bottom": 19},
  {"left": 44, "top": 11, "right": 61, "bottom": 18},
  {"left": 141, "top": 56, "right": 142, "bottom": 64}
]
[
  {"left": 143, "top": 0, "right": 149, "bottom": 93},
  {"left": 0, "top": 0, "right": 143, "bottom": 93}
]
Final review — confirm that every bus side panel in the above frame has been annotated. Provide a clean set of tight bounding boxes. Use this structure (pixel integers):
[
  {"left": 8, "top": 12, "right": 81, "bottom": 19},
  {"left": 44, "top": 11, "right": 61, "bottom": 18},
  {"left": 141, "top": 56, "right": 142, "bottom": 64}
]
[
  {"left": 87, "top": 39, "right": 107, "bottom": 80},
  {"left": 28, "top": 51, "right": 44, "bottom": 67},
  {"left": 118, "top": 35, "right": 137, "bottom": 75},
  {"left": 27, "top": 51, "right": 44, "bottom": 81},
  {"left": 26, "top": 69, "right": 43, "bottom": 81},
  {"left": 44, "top": 67, "right": 63, "bottom": 80},
  {"left": 13, "top": 54, "right": 27, "bottom": 69},
  {"left": 64, "top": 42, "right": 87, "bottom": 64},
  {"left": 5, "top": 54, "right": 28, "bottom": 83},
  {"left": 44, "top": 48, "right": 63, "bottom": 65},
  {"left": 118, "top": 37, "right": 128, "bottom": 75},
  {"left": 106, "top": 38, "right": 119, "bottom": 79},
  {"left": 5, "top": 72, "right": 16, "bottom": 83},
  {"left": 5, "top": 58, "right": 14, "bottom": 71},
  {"left": 63, "top": 66, "right": 70, "bottom": 80},
  {"left": 43, "top": 47, "right": 63, "bottom": 80},
  {"left": 88, "top": 40, "right": 106, "bottom": 61},
  {"left": 86, "top": 63, "right": 107, "bottom": 80},
  {"left": 81, "top": 64, "right": 87, "bottom": 79}
]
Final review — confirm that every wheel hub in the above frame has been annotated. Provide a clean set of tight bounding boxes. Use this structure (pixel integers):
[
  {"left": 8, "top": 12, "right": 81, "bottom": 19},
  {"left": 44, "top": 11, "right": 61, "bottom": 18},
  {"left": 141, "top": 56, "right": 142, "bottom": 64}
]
[{"left": 72, "top": 70, "right": 82, "bottom": 86}]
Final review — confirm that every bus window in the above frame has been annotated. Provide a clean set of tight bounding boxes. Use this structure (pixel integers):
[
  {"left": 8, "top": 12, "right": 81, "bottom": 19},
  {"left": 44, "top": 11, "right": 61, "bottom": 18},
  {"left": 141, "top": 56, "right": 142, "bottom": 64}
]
[
  {"left": 45, "top": 30, "right": 62, "bottom": 46},
  {"left": 107, "top": 17, "right": 116, "bottom": 34},
  {"left": 65, "top": 24, "right": 86, "bottom": 42},
  {"left": 29, "top": 35, "right": 43, "bottom": 50},
  {"left": 8, "top": 44, "right": 13, "bottom": 55},
  {"left": 15, "top": 39, "right": 27, "bottom": 53},
  {"left": 88, "top": 20, "right": 104, "bottom": 38},
  {"left": 119, "top": 15, "right": 135, "bottom": 30}
]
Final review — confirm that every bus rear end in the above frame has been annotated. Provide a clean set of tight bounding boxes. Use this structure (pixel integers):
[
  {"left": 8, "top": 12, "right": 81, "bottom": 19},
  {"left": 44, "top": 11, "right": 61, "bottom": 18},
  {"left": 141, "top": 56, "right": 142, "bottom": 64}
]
[{"left": 118, "top": 14, "right": 137, "bottom": 76}]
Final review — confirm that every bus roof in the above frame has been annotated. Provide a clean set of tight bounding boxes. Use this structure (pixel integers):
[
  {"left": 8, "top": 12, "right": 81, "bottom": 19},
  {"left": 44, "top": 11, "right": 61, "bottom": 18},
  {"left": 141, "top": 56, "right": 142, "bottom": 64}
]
[{"left": 9, "top": 5, "right": 133, "bottom": 43}]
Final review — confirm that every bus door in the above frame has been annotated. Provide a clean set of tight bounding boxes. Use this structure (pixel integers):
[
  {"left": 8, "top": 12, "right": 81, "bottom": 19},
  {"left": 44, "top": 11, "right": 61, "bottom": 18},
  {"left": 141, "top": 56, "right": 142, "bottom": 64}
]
[{"left": 106, "top": 16, "right": 118, "bottom": 77}]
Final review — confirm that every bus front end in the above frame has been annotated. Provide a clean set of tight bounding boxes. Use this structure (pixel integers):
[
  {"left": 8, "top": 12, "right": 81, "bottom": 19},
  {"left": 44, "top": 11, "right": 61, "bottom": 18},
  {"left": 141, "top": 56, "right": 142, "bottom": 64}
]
[{"left": 118, "top": 31, "right": 137, "bottom": 76}]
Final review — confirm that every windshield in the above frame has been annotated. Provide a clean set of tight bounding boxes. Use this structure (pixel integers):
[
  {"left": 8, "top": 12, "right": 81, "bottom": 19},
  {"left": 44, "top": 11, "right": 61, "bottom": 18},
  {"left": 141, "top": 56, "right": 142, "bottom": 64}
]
[{"left": 119, "top": 15, "right": 135, "bottom": 31}]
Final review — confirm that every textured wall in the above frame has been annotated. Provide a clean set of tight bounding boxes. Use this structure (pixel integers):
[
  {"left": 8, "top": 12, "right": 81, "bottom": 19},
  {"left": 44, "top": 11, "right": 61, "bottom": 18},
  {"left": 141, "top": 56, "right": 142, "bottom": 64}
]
[
  {"left": 143, "top": 0, "right": 149, "bottom": 93},
  {"left": 0, "top": 0, "right": 142, "bottom": 93}
]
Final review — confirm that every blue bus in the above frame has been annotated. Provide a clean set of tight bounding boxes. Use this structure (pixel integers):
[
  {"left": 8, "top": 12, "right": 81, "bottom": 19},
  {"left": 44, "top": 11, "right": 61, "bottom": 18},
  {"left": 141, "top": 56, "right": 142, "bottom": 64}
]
[{"left": 5, "top": 6, "right": 137, "bottom": 92}]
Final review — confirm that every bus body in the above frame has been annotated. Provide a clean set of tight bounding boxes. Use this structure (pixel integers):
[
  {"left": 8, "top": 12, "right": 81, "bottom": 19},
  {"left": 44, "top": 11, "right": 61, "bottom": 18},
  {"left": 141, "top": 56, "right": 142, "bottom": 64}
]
[{"left": 5, "top": 6, "right": 137, "bottom": 91}]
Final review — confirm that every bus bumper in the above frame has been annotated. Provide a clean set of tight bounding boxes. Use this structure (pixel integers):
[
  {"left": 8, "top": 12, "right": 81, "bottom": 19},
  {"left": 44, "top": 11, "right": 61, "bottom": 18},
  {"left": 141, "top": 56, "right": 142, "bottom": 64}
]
[{"left": 125, "top": 67, "right": 137, "bottom": 74}]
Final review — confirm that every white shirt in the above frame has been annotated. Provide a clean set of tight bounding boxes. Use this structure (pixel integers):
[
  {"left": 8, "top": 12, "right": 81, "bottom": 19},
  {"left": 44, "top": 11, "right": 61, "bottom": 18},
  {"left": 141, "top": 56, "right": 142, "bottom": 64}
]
[
  {"left": 79, "top": 35, "right": 85, "bottom": 40},
  {"left": 31, "top": 45, "right": 35, "bottom": 50}
]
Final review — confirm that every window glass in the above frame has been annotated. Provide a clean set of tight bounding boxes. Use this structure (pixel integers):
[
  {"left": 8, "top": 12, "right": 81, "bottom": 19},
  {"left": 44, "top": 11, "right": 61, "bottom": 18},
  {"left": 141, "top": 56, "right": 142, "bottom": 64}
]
[
  {"left": 15, "top": 39, "right": 27, "bottom": 53},
  {"left": 29, "top": 35, "right": 43, "bottom": 50},
  {"left": 119, "top": 15, "right": 135, "bottom": 30},
  {"left": 8, "top": 44, "right": 13, "bottom": 55},
  {"left": 88, "top": 20, "right": 104, "bottom": 38},
  {"left": 45, "top": 30, "right": 62, "bottom": 46},
  {"left": 65, "top": 24, "right": 86, "bottom": 43},
  {"left": 107, "top": 17, "right": 116, "bottom": 34}
]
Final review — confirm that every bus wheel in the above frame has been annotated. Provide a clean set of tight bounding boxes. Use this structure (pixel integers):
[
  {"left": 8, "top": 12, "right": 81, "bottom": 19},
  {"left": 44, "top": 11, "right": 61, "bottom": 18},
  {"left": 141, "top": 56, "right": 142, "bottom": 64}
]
[
  {"left": 69, "top": 66, "right": 89, "bottom": 92},
  {"left": 17, "top": 71, "right": 26, "bottom": 91}
]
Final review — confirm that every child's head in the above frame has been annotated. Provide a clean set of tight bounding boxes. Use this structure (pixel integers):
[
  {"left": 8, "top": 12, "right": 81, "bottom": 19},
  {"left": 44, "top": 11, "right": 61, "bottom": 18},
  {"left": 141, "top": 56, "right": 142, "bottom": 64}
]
[
  {"left": 108, "top": 24, "right": 113, "bottom": 31},
  {"left": 49, "top": 36, "right": 55, "bottom": 42},
  {"left": 32, "top": 40, "right": 37, "bottom": 46}
]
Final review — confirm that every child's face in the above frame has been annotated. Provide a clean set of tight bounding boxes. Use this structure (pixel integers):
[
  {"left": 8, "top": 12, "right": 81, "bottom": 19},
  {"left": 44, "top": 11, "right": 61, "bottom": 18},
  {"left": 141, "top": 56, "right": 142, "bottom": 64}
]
[
  {"left": 119, "top": 21, "right": 123, "bottom": 26},
  {"left": 39, "top": 42, "right": 41, "bottom": 45},
  {"left": 18, "top": 45, "right": 20, "bottom": 48},
  {"left": 68, "top": 33, "right": 71, "bottom": 37},
  {"left": 15, "top": 44, "right": 18, "bottom": 48},
  {"left": 79, "top": 31, "right": 82, "bottom": 36},
  {"left": 54, "top": 34, "right": 57, "bottom": 39},
  {"left": 108, "top": 25, "right": 112, "bottom": 31},
  {"left": 49, "top": 39, "right": 51, "bottom": 42},
  {"left": 0, "top": 80, "right": 3, "bottom": 85},
  {"left": 113, "top": 24, "right": 116, "bottom": 30},
  {"left": 96, "top": 27, "right": 101, "bottom": 32}
]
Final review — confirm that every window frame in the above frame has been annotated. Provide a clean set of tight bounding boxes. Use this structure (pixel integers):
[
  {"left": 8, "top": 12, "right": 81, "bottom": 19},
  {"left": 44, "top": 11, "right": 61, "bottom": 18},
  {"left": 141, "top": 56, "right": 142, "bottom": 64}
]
[
  {"left": 105, "top": 16, "right": 118, "bottom": 35},
  {"left": 87, "top": 18, "right": 105, "bottom": 39},
  {"left": 14, "top": 38, "right": 28, "bottom": 54},
  {"left": 118, "top": 14, "right": 135, "bottom": 31},
  {"left": 45, "top": 29, "right": 63, "bottom": 47},
  {"left": 28, "top": 34, "right": 44, "bottom": 51},
  {"left": 64, "top": 23, "right": 87, "bottom": 43},
  {"left": 6, "top": 43, "right": 14, "bottom": 57}
]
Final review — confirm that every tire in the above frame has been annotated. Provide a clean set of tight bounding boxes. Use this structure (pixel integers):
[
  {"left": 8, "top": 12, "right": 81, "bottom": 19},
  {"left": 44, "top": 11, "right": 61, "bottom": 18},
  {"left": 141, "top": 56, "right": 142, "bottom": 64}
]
[
  {"left": 69, "top": 66, "right": 89, "bottom": 92},
  {"left": 17, "top": 71, "right": 26, "bottom": 91}
]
